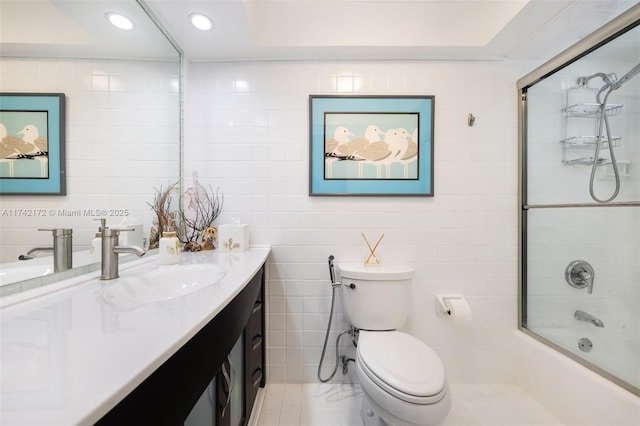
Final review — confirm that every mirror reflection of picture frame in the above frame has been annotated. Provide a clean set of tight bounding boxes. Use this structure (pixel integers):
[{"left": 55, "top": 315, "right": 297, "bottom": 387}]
[
  {"left": 0, "top": 93, "right": 66, "bottom": 195},
  {"left": 309, "top": 95, "right": 434, "bottom": 196}
]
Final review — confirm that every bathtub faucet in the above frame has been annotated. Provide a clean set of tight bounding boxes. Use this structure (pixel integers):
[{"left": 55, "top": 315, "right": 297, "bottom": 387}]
[{"left": 574, "top": 310, "right": 604, "bottom": 328}]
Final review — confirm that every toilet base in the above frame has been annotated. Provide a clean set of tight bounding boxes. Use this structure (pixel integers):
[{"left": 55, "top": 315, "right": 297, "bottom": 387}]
[
  {"left": 360, "top": 390, "right": 450, "bottom": 426},
  {"left": 361, "top": 393, "right": 389, "bottom": 426}
]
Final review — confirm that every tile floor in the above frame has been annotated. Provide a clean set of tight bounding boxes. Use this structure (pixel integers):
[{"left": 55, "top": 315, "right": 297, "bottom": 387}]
[{"left": 252, "top": 383, "right": 565, "bottom": 426}]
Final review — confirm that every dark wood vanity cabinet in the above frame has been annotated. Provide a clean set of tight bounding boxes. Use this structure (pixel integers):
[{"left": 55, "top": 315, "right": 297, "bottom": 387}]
[
  {"left": 96, "top": 265, "right": 266, "bottom": 426},
  {"left": 216, "top": 280, "right": 265, "bottom": 426},
  {"left": 244, "top": 279, "right": 265, "bottom": 418}
]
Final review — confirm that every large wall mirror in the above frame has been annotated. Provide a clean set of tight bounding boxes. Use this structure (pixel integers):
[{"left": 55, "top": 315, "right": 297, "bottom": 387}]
[{"left": 0, "top": 0, "right": 182, "bottom": 296}]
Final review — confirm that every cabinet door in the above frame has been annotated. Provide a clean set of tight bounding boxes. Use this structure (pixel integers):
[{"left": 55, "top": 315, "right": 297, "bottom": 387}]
[
  {"left": 216, "top": 335, "right": 244, "bottom": 426},
  {"left": 184, "top": 377, "right": 216, "bottom": 426},
  {"left": 229, "top": 335, "right": 244, "bottom": 426},
  {"left": 216, "top": 358, "right": 231, "bottom": 426}
]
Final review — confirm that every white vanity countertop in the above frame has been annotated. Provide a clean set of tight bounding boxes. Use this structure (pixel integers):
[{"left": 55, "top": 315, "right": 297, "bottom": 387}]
[{"left": 0, "top": 246, "right": 270, "bottom": 426}]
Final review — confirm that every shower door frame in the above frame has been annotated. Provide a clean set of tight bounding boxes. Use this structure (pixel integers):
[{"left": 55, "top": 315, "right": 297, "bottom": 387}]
[{"left": 517, "top": 5, "right": 640, "bottom": 397}]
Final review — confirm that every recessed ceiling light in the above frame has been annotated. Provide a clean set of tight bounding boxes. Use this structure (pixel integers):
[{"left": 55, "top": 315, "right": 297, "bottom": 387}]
[
  {"left": 189, "top": 13, "right": 214, "bottom": 31},
  {"left": 106, "top": 13, "right": 134, "bottom": 30}
]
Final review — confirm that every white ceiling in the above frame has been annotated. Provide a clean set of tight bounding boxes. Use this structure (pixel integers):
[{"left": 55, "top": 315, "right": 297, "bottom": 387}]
[
  {"left": 0, "top": 0, "right": 179, "bottom": 61},
  {"left": 0, "top": 0, "right": 637, "bottom": 63},
  {"left": 145, "top": 0, "right": 639, "bottom": 62}
]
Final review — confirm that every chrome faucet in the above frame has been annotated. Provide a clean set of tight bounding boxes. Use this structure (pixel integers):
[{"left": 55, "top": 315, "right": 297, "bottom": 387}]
[
  {"left": 574, "top": 310, "right": 604, "bottom": 328},
  {"left": 20, "top": 228, "right": 73, "bottom": 273},
  {"left": 97, "top": 220, "right": 146, "bottom": 280},
  {"left": 22, "top": 247, "right": 52, "bottom": 258}
]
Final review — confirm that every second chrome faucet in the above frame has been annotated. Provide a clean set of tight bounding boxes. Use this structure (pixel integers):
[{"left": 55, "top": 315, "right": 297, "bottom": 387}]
[
  {"left": 20, "top": 228, "right": 73, "bottom": 272},
  {"left": 97, "top": 219, "right": 146, "bottom": 280}
]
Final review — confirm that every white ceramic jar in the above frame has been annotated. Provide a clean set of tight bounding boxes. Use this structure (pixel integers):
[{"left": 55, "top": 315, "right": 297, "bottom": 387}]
[{"left": 159, "top": 230, "right": 180, "bottom": 265}]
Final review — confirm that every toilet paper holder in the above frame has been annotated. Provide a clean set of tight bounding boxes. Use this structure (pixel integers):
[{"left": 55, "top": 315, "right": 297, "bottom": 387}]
[{"left": 435, "top": 294, "right": 465, "bottom": 316}]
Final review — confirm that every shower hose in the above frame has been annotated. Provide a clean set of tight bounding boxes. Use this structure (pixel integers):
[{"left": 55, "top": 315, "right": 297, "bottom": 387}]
[
  {"left": 317, "top": 255, "right": 353, "bottom": 383},
  {"left": 590, "top": 85, "right": 620, "bottom": 203},
  {"left": 583, "top": 62, "right": 640, "bottom": 203}
]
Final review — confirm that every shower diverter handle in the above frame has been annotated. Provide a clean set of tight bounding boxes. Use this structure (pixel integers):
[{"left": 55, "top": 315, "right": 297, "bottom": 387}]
[{"left": 565, "top": 260, "right": 595, "bottom": 294}]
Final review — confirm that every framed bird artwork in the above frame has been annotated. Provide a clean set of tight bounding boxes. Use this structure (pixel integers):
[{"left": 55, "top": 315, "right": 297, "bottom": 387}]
[
  {"left": 0, "top": 93, "right": 66, "bottom": 195},
  {"left": 309, "top": 95, "right": 434, "bottom": 196}
]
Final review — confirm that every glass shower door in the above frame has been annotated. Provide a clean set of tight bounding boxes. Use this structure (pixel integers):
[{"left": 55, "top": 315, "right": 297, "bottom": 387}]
[{"left": 519, "top": 15, "right": 640, "bottom": 396}]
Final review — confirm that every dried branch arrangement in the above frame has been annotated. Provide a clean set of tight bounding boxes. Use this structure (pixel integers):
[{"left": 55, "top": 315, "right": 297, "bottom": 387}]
[
  {"left": 178, "top": 177, "right": 224, "bottom": 252},
  {"left": 147, "top": 182, "right": 179, "bottom": 249}
]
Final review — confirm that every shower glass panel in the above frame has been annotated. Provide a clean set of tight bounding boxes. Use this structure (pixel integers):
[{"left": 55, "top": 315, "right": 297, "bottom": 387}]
[
  {"left": 526, "top": 207, "right": 639, "bottom": 389},
  {"left": 518, "top": 6, "right": 640, "bottom": 396}
]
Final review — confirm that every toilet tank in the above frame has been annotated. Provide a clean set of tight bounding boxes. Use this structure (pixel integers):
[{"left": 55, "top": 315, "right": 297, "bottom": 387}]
[{"left": 338, "top": 263, "right": 414, "bottom": 330}]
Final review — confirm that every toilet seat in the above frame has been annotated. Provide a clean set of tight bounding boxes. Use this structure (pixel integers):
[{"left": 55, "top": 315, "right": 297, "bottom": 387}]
[{"left": 357, "top": 331, "right": 447, "bottom": 405}]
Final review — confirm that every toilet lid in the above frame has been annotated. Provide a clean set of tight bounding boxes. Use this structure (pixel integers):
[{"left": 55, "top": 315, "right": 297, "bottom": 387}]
[{"left": 357, "top": 331, "right": 446, "bottom": 401}]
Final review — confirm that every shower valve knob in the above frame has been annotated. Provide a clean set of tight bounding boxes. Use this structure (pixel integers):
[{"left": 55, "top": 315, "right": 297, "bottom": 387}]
[{"left": 565, "top": 260, "right": 595, "bottom": 293}]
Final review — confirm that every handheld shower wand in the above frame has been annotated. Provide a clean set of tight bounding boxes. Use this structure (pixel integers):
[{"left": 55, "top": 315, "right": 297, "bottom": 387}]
[{"left": 577, "top": 62, "right": 640, "bottom": 203}]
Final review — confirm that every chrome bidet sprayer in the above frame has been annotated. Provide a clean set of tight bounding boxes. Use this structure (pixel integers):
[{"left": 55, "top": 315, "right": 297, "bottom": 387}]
[
  {"left": 328, "top": 255, "right": 338, "bottom": 287},
  {"left": 317, "top": 255, "right": 356, "bottom": 383}
]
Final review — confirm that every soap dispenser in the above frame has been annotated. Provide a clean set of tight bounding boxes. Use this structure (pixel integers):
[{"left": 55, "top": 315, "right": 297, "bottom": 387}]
[{"left": 159, "top": 228, "right": 180, "bottom": 265}]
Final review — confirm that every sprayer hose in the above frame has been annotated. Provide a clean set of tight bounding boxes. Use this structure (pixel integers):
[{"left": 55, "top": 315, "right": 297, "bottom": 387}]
[{"left": 317, "top": 285, "right": 350, "bottom": 383}]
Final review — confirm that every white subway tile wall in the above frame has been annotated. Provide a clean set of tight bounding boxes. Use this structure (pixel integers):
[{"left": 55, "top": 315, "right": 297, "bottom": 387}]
[
  {"left": 0, "top": 58, "right": 180, "bottom": 261},
  {"left": 186, "top": 60, "right": 536, "bottom": 384}
]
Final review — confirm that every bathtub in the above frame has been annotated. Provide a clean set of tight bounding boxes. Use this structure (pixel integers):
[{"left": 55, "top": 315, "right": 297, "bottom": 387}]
[
  {"left": 514, "top": 330, "right": 640, "bottom": 426},
  {"left": 533, "top": 326, "right": 640, "bottom": 391}
]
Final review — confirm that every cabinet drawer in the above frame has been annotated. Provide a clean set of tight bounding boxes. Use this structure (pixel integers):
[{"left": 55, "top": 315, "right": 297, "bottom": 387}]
[
  {"left": 250, "top": 367, "right": 263, "bottom": 389},
  {"left": 244, "top": 268, "right": 265, "bottom": 421},
  {"left": 246, "top": 345, "right": 262, "bottom": 370},
  {"left": 251, "top": 298, "right": 262, "bottom": 316},
  {"left": 249, "top": 333, "right": 263, "bottom": 353},
  {"left": 245, "top": 330, "right": 263, "bottom": 371},
  {"left": 245, "top": 317, "right": 261, "bottom": 342}
]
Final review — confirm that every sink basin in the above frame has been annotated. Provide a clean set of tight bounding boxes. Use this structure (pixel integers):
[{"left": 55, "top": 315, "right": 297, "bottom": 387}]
[
  {"left": 100, "top": 263, "right": 226, "bottom": 307},
  {"left": 0, "top": 250, "right": 95, "bottom": 287},
  {"left": 0, "top": 263, "right": 54, "bottom": 286}
]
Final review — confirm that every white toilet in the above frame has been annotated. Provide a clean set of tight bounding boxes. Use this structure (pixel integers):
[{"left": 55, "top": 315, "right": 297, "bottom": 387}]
[{"left": 338, "top": 263, "right": 452, "bottom": 426}]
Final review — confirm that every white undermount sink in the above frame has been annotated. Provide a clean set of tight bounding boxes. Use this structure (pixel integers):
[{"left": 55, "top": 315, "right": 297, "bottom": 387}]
[
  {"left": 100, "top": 263, "right": 226, "bottom": 308},
  {"left": 0, "top": 250, "right": 95, "bottom": 287},
  {"left": 0, "top": 263, "right": 54, "bottom": 285}
]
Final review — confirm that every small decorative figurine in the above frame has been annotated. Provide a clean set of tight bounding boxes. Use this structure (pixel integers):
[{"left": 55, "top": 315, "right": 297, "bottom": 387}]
[{"left": 202, "top": 226, "right": 218, "bottom": 250}]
